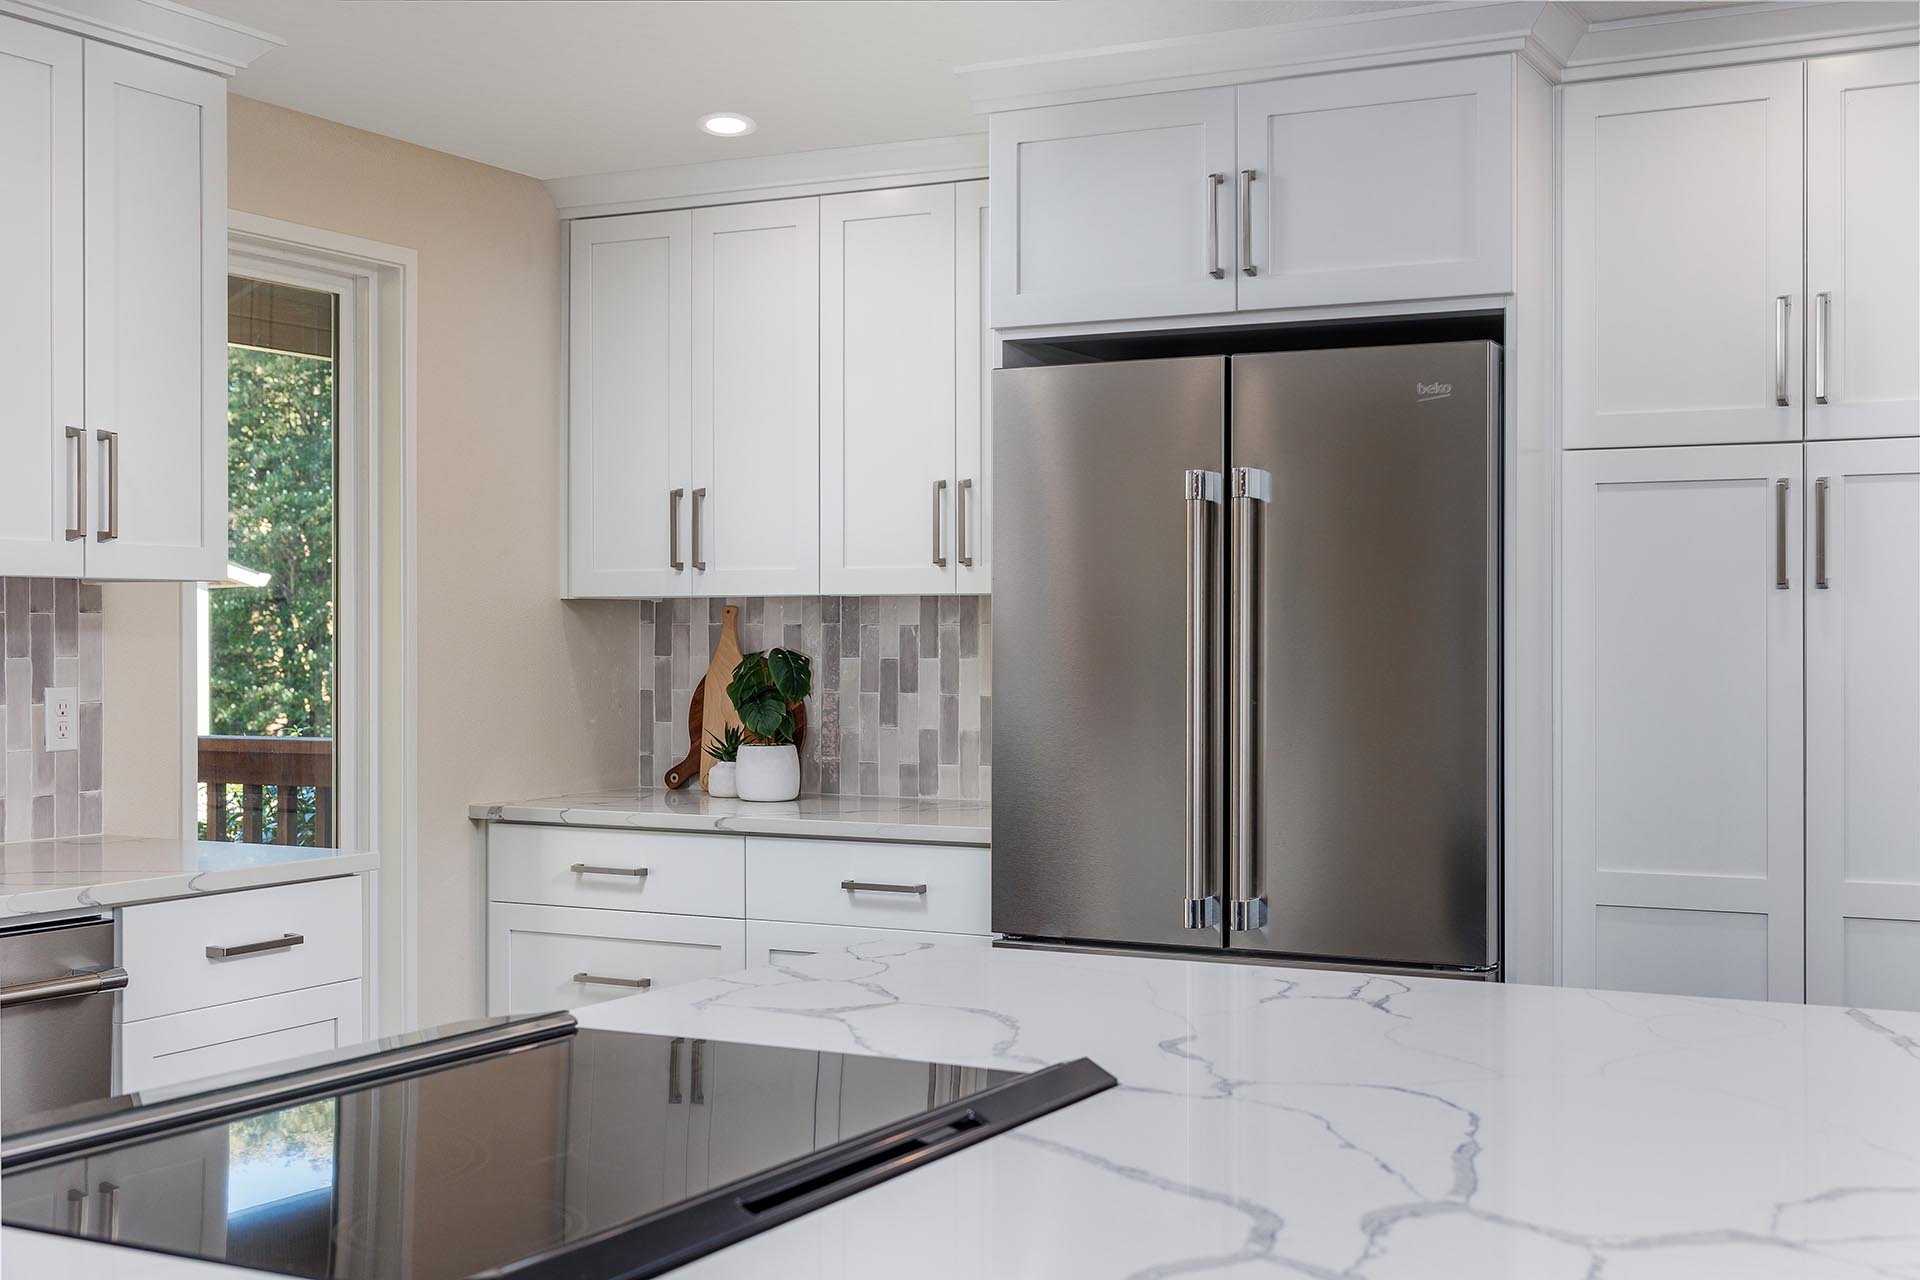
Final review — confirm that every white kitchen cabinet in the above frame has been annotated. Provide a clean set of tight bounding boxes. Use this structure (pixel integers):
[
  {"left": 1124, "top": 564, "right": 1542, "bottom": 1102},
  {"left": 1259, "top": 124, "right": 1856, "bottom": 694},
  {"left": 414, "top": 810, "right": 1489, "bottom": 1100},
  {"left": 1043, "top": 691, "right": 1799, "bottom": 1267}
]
[
  {"left": 745, "top": 837, "right": 991, "bottom": 935},
  {"left": 78, "top": 41, "right": 226, "bottom": 581},
  {"left": 1560, "top": 444, "right": 1805, "bottom": 1002},
  {"left": 487, "top": 902, "right": 745, "bottom": 1017},
  {"left": 746, "top": 919, "right": 989, "bottom": 969},
  {"left": 1234, "top": 57, "right": 1513, "bottom": 310},
  {"left": 487, "top": 824, "right": 745, "bottom": 918},
  {"left": 989, "top": 88, "right": 1238, "bottom": 328},
  {"left": 568, "top": 210, "right": 693, "bottom": 597},
  {"left": 820, "top": 185, "right": 958, "bottom": 594},
  {"left": 689, "top": 197, "right": 820, "bottom": 596},
  {"left": 1561, "top": 63, "right": 1804, "bottom": 449},
  {"left": 1806, "top": 48, "right": 1920, "bottom": 442},
  {"left": 955, "top": 179, "right": 991, "bottom": 593},
  {"left": 119, "top": 979, "right": 364, "bottom": 1094},
  {"left": 1805, "top": 438, "right": 1920, "bottom": 1011},
  {"left": 0, "top": 15, "right": 84, "bottom": 578}
]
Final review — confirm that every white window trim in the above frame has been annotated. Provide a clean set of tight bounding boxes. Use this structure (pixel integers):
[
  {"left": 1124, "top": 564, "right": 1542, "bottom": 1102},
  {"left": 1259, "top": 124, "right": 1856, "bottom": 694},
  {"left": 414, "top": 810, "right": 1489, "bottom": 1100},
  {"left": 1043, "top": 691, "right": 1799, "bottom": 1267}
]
[{"left": 219, "top": 212, "right": 420, "bottom": 1036}]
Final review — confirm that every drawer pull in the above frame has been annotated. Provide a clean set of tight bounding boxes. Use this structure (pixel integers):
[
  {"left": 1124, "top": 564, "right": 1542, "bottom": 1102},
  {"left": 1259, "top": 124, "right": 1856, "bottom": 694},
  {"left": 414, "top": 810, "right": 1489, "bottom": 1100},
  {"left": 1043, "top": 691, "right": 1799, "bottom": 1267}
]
[
  {"left": 840, "top": 879, "right": 928, "bottom": 896},
  {"left": 571, "top": 863, "right": 649, "bottom": 878},
  {"left": 206, "top": 933, "right": 304, "bottom": 960},
  {"left": 574, "top": 973, "right": 652, "bottom": 989}
]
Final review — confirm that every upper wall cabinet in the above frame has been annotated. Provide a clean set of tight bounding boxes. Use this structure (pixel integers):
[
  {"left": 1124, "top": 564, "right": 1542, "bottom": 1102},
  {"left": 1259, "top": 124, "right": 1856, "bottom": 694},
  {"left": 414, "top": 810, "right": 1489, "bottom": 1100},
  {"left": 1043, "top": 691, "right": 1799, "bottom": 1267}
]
[
  {"left": 568, "top": 210, "right": 693, "bottom": 598},
  {"left": 1561, "top": 63, "right": 1805, "bottom": 450},
  {"left": 0, "top": 14, "right": 227, "bottom": 582},
  {"left": 988, "top": 88, "right": 1238, "bottom": 329},
  {"left": 986, "top": 57, "right": 1515, "bottom": 330},
  {"left": 954, "top": 180, "right": 991, "bottom": 594},
  {"left": 1235, "top": 58, "right": 1513, "bottom": 311},
  {"left": 1806, "top": 47, "right": 1920, "bottom": 442}
]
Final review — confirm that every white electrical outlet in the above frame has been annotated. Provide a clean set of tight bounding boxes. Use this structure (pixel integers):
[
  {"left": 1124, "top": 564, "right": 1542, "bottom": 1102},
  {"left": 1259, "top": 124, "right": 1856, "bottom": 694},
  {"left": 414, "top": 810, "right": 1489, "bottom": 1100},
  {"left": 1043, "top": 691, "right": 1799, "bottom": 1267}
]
[{"left": 44, "top": 687, "right": 78, "bottom": 752}]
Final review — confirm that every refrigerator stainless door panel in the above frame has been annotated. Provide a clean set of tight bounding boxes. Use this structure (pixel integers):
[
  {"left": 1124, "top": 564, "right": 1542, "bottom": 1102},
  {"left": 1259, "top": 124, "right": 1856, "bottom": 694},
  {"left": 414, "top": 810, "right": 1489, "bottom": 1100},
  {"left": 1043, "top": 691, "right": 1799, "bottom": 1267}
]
[
  {"left": 992, "top": 357, "right": 1226, "bottom": 950},
  {"left": 1228, "top": 342, "right": 1500, "bottom": 968}
]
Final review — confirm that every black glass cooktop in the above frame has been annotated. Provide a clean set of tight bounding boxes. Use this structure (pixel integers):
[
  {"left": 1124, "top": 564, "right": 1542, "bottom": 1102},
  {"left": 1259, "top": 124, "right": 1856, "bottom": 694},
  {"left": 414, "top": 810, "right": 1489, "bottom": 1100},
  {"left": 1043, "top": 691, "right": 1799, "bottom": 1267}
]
[{"left": 2, "top": 1023, "right": 1111, "bottom": 1279}]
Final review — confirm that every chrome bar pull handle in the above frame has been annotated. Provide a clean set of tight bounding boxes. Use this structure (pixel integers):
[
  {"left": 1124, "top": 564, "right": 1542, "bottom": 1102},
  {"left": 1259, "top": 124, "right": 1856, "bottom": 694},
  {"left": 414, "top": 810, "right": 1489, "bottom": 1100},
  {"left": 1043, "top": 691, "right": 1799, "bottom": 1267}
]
[
  {"left": 690, "top": 487, "right": 707, "bottom": 571},
  {"left": 1814, "top": 477, "right": 1830, "bottom": 589},
  {"left": 957, "top": 477, "right": 974, "bottom": 567},
  {"left": 64, "top": 426, "right": 86, "bottom": 541},
  {"left": 0, "top": 966, "right": 126, "bottom": 1009},
  {"left": 668, "top": 1036, "right": 684, "bottom": 1103},
  {"left": 932, "top": 479, "right": 948, "bottom": 567},
  {"left": 573, "top": 972, "right": 651, "bottom": 989},
  {"left": 95, "top": 429, "right": 119, "bottom": 541},
  {"left": 840, "top": 879, "right": 927, "bottom": 895},
  {"left": 1182, "top": 469, "right": 1221, "bottom": 930},
  {"left": 207, "top": 933, "right": 303, "bottom": 960},
  {"left": 1775, "top": 477, "right": 1791, "bottom": 590},
  {"left": 669, "top": 487, "right": 685, "bottom": 571},
  {"left": 570, "top": 862, "right": 648, "bottom": 878},
  {"left": 67, "top": 1187, "right": 89, "bottom": 1237},
  {"left": 1205, "top": 173, "right": 1225, "bottom": 279},
  {"left": 1238, "top": 170, "right": 1257, "bottom": 277},
  {"left": 98, "top": 1182, "right": 122, "bottom": 1242},
  {"left": 1228, "top": 468, "right": 1270, "bottom": 933},
  {"left": 1813, "top": 292, "right": 1830, "bottom": 405},
  {"left": 1774, "top": 296, "right": 1791, "bottom": 407},
  {"left": 690, "top": 1038, "right": 706, "bottom": 1105}
]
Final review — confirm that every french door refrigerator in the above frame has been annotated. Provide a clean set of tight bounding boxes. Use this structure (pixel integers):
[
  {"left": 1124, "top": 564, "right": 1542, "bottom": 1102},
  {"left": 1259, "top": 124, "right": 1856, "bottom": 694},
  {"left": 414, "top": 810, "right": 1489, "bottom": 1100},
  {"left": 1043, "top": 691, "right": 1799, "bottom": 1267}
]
[{"left": 992, "top": 342, "right": 1501, "bottom": 976}]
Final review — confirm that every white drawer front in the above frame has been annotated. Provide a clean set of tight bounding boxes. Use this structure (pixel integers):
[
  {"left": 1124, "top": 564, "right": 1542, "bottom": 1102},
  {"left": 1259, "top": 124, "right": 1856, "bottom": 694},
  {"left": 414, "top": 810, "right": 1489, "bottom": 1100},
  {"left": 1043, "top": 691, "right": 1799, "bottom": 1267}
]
[
  {"left": 746, "top": 919, "right": 990, "bottom": 969},
  {"left": 489, "top": 825, "right": 745, "bottom": 918},
  {"left": 119, "top": 876, "right": 365, "bottom": 1023},
  {"left": 119, "top": 979, "right": 365, "bottom": 1094},
  {"left": 745, "top": 838, "right": 989, "bottom": 934},
  {"left": 489, "top": 903, "right": 745, "bottom": 1017}
]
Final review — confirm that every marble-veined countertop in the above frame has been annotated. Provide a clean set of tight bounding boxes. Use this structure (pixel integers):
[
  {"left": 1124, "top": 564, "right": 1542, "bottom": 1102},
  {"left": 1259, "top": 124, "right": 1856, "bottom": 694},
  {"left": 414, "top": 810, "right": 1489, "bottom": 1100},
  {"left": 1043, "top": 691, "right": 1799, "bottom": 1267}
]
[
  {"left": 469, "top": 787, "right": 990, "bottom": 845},
  {"left": 0, "top": 835, "right": 377, "bottom": 919}
]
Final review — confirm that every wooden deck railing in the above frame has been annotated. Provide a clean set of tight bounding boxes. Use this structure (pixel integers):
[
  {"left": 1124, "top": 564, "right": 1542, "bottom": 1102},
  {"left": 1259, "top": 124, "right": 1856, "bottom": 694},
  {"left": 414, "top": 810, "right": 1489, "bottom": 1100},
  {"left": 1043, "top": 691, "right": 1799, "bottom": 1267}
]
[{"left": 198, "top": 735, "right": 334, "bottom": 847}]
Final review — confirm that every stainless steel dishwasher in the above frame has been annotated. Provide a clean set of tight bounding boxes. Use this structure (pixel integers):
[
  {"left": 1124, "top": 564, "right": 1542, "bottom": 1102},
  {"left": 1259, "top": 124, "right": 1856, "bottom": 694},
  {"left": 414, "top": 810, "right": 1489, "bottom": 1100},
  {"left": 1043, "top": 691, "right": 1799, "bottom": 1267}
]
[{"left": 0, "top": 918, "right": 126, "bottom": 1119}]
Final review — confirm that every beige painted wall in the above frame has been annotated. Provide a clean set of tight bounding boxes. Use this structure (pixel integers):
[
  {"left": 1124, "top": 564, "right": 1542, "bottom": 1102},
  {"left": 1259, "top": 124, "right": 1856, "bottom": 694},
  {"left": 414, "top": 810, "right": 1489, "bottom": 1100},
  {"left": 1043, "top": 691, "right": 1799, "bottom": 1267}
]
[{"left": 103, "top": 97, "right": 637, "bottom": 1026}]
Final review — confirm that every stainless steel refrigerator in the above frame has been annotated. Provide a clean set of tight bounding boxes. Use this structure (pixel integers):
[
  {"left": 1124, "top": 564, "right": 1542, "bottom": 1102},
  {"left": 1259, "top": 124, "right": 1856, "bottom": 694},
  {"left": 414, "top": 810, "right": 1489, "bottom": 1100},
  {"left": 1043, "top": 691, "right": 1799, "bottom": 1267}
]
[{"left": 992, "top": 342, "right": 1500, "bottom": 977}]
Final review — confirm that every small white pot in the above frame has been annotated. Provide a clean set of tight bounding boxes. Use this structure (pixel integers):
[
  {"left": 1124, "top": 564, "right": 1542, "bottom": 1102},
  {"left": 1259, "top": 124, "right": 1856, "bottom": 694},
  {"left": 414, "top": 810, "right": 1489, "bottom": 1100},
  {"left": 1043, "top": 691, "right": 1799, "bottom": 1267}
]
[
  {"left": 706, "top": 761, "right": 738, "bottom": 799},
  {"left": 736, "top": 743, "right": 800, "bottom": 802}
]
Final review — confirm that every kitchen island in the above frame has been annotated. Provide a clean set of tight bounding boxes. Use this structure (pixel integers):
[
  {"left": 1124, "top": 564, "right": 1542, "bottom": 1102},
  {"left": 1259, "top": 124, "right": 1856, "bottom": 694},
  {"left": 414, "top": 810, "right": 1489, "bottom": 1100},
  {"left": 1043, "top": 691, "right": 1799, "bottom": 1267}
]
[{"left": 7, "top": 941, "right": 1920, "bottom": 1278}]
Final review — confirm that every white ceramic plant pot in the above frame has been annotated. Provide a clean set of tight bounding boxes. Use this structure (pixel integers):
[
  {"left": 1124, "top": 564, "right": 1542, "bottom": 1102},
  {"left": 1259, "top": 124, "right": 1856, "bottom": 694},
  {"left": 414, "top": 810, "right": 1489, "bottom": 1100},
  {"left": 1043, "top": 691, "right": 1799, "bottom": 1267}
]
[
  {"left": 706, "top": 761, "right": 738, "bottom": 799},
  {"left": 736, "top": 744, "right": 800, "bottom": 802}
]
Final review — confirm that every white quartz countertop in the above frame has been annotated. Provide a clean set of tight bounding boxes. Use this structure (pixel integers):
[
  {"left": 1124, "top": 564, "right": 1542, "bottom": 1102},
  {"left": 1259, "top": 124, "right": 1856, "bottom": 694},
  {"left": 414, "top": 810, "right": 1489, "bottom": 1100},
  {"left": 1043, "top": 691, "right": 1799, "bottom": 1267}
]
[
  {"left": 10, "top": 943, "right": 1920, "bottom": 1279},
  {"left": 0, "top": 835, "right": 377, "bottom": 919},
  {"left": 469, "top": 788, "right": 991, "bottom": 845}
]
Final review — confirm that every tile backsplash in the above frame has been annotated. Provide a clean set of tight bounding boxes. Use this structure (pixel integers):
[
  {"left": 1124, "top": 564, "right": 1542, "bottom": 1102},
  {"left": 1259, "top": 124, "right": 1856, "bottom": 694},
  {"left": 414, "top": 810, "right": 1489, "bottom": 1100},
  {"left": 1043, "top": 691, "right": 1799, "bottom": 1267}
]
[
  {"left": 2, "top": 578, "right": 104, "bottom": 841},
  {"left": 639, "top": 596, "right": 990, "bottom": 801}
]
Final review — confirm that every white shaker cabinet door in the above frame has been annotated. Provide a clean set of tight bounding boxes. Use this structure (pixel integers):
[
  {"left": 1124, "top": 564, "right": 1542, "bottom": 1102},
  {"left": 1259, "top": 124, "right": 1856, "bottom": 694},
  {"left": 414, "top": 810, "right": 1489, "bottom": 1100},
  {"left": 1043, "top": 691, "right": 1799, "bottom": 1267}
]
[
  {"left": 1560, "top": 445, "right": 1805, "bottom": 1002},
  {"left": 0, "top": 16, "right": 83, "bottom": 577},
  {"left": 1235, "top": 56, "right": 1513, "bottom": 311},
  {"left": 1806, "top": 47, "right": 1920, "bottom": 442},
  {"left": 820, "top": 185, "right": 957, "bottom": 595},
  {"left": 689, "top": 198, "right": 820, "bottom": 597},
  {"left": 568, "top": 211, "right": 693, "bottom": 597},
  {"left": 1561, "top": 64, "right": 1803, "bottom": 449},
  {"left": 988, "top": 88, "right": 1237, "bottom": 328},
  {"left": 955, "top": 179, "right": 991, "bottom": 593},
  {"left": 80, "top": 42, "right": 226, "bottom": 580},
  {"left": 1805, "top": 439, "right": 1920, "bottom": 1011},
  {"left": 488, "top": 903, "right": 744, "bottom": 1017}
]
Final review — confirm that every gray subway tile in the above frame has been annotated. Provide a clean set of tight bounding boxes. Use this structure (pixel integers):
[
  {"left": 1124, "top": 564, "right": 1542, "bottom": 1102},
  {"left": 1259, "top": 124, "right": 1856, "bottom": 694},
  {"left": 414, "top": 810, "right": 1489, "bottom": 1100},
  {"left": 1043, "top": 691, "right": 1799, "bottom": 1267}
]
[
  {"left": 939, "top": 639, "right": 958, "bottom": 696},
  {"left": 784, "top": 622, "right": 804, "bottom": 652},
  {"left": 54, "top": 581, "right": 77, "bottom": 656},
  {"left": 819, "top": 758, "right": 841, "bottom": 794},
  {"left": 938, "top": 596, "right": 959, "bottom": 624},
  {"left": 79, "top": 700, "right": 101, "bottom": 791},
  {"left": 859, "top": 627, "right": 879, "bottom": 690},
  {"left": 31, "top": 794, "right": 52, "bottom": 839},
  {"left": 879, "top": 659, "right": 898, "bottom": 728},
  {"left": 29, "top": 614, "right": 51, "bottom": 701},
  {"left": 941, "top": 696, "right": 959, "bottom": 764},
  {"left": 79, "top": 789, "right": 102, "bottom": 835},
  {"left": 858, "top": 762, "right": 879, "bottom": 795},
  {"left": 897, "top": 763, "right": 917, "bottom": 797},
  {"left": 28, "top": 578, "right": 51, "bottom": 612},
  {"left": 919, "top": 597, "right": 940, "bottom": 656},
  {"left": 918, "top": 728, "right": 938, "bottom": 781}
]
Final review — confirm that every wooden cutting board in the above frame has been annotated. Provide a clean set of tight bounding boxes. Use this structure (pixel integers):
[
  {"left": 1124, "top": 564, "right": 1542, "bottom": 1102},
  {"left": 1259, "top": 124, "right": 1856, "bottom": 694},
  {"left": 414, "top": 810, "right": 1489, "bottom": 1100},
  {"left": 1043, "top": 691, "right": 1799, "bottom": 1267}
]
[{"left": 698, "top": 605, "right": 745, "bottom": 788}]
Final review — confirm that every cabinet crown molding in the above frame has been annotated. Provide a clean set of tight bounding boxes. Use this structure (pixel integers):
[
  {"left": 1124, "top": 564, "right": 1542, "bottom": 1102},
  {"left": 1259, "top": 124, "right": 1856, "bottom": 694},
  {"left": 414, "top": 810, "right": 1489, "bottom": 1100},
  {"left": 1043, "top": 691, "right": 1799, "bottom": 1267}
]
[
  {"left": 955, "top": 0, "right": 1917, "bottom": 109},
  {"left": 0, "top": 0, "right": 281, "bottom": 75}
]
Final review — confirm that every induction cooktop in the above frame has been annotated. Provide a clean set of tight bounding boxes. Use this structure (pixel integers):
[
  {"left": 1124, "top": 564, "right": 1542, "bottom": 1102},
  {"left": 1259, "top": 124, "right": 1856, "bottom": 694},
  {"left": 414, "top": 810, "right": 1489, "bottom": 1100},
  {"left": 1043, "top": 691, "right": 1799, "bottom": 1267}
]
[{"left": 1, "top": 1013, "right": 1112, "bottom": 1279}]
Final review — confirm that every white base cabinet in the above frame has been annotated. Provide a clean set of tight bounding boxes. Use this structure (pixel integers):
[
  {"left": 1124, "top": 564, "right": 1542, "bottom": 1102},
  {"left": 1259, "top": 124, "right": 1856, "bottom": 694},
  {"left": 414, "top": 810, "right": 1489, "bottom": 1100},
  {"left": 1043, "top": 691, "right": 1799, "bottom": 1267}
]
[{"left": 488, "top": 903, "right": 746, "bottom": 1017}]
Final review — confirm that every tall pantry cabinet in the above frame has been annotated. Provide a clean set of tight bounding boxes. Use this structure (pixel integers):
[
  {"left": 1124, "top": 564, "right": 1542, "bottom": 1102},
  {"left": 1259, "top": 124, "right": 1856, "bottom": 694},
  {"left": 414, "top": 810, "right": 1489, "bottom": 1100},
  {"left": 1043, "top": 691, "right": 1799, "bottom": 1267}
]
[{"left": 1559, "top": 47, "right": 1920, "bottom": 1008}]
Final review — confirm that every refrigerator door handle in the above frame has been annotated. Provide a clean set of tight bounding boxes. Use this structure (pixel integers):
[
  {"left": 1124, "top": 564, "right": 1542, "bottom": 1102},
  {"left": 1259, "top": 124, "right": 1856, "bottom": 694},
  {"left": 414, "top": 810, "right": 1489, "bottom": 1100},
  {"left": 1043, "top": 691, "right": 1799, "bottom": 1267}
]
[
  {"left": 1183, "top": 469, "right": 1222, "bottom": 930},
  {"left": 1229, "top": 467, "right": 1272, "bottom": 933}
]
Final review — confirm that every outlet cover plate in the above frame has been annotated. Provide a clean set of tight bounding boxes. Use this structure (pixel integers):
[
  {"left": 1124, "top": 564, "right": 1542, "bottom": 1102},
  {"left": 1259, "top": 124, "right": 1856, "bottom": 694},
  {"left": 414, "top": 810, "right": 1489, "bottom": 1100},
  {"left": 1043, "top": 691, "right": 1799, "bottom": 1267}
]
[{"left": 44, "top": 687, "right": 78, "bottom": 753}]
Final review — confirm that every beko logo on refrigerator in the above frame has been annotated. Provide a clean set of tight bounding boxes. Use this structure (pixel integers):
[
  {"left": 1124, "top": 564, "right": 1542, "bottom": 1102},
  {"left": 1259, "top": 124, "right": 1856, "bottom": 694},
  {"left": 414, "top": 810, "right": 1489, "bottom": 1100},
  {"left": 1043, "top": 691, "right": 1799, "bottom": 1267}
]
[{"left": 1416, "top": 381, "right": 1453, "bottom": 403}]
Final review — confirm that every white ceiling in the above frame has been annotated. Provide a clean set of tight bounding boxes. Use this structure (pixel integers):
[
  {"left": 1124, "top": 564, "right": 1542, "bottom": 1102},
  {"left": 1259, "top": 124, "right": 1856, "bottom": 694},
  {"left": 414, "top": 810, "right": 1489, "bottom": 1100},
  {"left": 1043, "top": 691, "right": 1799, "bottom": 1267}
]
[{"left": 190, "top": 0, "right": 1432, "bottom": 181}]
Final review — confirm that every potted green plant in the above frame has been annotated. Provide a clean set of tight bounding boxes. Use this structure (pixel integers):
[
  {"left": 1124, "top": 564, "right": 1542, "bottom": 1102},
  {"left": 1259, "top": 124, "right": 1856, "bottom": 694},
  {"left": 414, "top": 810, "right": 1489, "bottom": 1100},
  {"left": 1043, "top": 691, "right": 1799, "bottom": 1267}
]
[
  {"left": 725, "top": 648, "right": 811, "bottom": 802},
  {"left": 704, "top": 725, "right": 744, "bottom": 799}
]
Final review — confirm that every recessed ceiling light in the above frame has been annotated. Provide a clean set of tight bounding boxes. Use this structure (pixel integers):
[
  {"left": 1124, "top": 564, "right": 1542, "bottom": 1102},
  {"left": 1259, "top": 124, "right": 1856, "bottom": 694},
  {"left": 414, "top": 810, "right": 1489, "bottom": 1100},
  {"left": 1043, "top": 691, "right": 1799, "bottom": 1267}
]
[{"left": 699, "top": 112, "right": 757, "bottom": 138}]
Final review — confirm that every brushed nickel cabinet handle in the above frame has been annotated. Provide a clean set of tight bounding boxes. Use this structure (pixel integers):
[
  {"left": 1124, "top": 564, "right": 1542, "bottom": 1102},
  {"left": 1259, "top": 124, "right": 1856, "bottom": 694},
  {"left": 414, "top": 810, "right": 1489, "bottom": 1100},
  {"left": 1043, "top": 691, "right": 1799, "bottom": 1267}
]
[
  {"left": 64, "top": 426, "right": 86, "bottom": 541},
  {"left": 841, "top": 879, "right": 927, "bottom": 895},
  {"left": 1814, "top": 477, "right": 1830, "bottom": 589},
  {"left": 691, "top": 487, "right": 707, "bottom": 571},
  {"left": 98, "top": 1181, "right": 121, "bottom": 1242},
  {"left": 1229, "top": 467, "right": 1270, "bottom": 932},
  {"left": 668, "top": 1036, "right": 684, "bottom": 1103},
  {"left": 570, "top": 862, "right": 648, "bottom": 878},
  {"left": 1205, "top": 173, "right": 1225, "bottom": 279},
  {"left": 932, "top": 479, "right": 948, "bottom": 568},
  {"left": 1183, "top": 469, "right": 1220, "bottom": 931},
  {"left": 1814, "top": 292, "right": 1830, "bottom": 405},
  {"left": 669, "top": 487, "right": 685, "bottom": 571},
  {"left": 1774, "top": 478, "right": 1790, "bottom": 590},
  {"left": 95, "top": 429, "right": 119, "bottom": 541},
  {"left": 206, "top": 933, "right": 303, "bottom": 960},
  {"left": 67, "top": 1187, "right": 89, "bottom": 1236},
  {"left": 1774, "top": 296, "right": 1791, "bottom": 407},
  {"left": 1239, "top": 170, "right": 1256, "bottom": 278},
  {"left": 572, "top": 972, "right": 651, "bottom": 989},
  {"left": 957, "top": 477, "right": 974, "bottom": 568},
  {"left": 690, "top": 1037, "right": 706, "bottom": 1104}
]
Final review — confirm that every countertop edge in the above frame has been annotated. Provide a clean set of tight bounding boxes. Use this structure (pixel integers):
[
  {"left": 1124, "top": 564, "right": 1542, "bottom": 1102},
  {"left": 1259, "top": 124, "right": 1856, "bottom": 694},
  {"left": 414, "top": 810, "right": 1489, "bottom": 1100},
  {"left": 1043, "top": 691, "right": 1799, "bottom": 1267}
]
[
  {"left": 0, "top": 847, "right": 379, "bottom": 920},
  {"left": 468, "top": 799, "right": 991, "bottom": 847}
]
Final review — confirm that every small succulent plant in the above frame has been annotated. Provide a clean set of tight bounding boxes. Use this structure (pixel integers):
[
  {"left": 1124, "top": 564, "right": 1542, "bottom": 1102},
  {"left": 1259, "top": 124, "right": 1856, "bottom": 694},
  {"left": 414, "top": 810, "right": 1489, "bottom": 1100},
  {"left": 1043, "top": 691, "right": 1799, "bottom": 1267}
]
[{"left": 706, "top": 724, "right": 745, "bottom": 764}]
